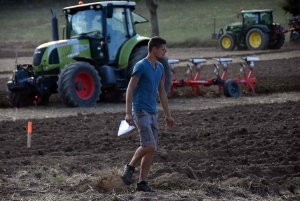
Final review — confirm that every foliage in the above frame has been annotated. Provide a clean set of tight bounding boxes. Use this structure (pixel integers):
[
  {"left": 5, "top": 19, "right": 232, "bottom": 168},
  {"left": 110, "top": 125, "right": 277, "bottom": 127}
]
[{"left": 279, "top": 0, "right": 300, "bottom": 16}]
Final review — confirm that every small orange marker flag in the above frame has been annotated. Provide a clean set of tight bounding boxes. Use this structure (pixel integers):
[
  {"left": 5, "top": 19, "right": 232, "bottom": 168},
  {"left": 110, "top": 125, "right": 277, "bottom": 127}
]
[{"left": 27, "top": 122, "right": 32, "bottom": 148}]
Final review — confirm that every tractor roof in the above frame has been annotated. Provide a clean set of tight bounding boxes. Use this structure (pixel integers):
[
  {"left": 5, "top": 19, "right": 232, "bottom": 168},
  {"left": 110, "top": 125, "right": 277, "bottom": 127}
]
[
  {"left": 241, "top": 9, "right": 273, "bottom": 13},
  {"left": 63, "top": 1, "right": 136, "bottom": 11}
]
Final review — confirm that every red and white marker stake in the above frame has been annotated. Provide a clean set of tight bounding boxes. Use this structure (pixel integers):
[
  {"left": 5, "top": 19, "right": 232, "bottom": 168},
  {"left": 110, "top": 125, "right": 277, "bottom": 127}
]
[{"left": 27, "top": 122, "right": 32, "bottom": 148}]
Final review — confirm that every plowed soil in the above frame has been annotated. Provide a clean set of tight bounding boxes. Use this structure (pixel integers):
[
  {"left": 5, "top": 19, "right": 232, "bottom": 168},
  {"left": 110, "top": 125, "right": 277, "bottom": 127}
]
[{"left": 0, "top": 46, "right": 300, "bottom": 200}]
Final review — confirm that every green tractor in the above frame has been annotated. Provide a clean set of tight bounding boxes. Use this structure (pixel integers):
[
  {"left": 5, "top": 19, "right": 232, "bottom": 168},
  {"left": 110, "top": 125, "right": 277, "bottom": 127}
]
[
  {"left": 7, "top": 1, "right": 171, "bottom": 107},
  {"left": 213, "top": 9, "right": 286, "bottom": 51}
]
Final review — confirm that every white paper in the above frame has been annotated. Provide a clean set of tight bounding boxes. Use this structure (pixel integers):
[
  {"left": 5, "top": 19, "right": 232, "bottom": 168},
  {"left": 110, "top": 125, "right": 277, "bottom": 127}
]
[{"left": 118, "top": 120, "right": 135, "bottom": 136}]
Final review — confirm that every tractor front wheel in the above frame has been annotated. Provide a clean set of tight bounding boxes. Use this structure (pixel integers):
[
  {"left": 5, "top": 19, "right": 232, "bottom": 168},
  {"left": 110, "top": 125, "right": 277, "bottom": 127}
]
[
  {"left": 219, "top": 33, "right": 236, "bottom": 51},
  {"left": 246, "top": 28, "right": 269, "bottom": 50},
  {"left": 57, "top": 61, "right": 101, "bottom": 107},
  {"left": 223, "top": 79, "right": 241, "bottom": 98},
  {"left": 7, "top": 87, "right": 50, "bottom": 108}
]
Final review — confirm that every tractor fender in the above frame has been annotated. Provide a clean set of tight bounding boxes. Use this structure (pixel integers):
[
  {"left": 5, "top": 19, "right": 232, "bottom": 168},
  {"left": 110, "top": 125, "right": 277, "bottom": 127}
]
[
  {"left": 118, "top": 34, "right": 150, "bottom": 69},
  {"left": 224, "top": 31, "right": 239, "bottom": 42},
  {"left": 73, "top": 56, "right": 99, "bottom": 69},
  {"left": 72, "top": 56, "right": 115, "bottom": 87},
  {"left": 246, "top": 25, "right": 270, "bottom": 34}
]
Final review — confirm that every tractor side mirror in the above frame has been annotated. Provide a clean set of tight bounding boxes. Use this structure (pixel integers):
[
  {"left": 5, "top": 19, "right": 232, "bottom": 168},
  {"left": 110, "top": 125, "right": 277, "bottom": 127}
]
[
  {"left": 107, "top": 3, "right": 113, "bottom": 18},
  {"left": 237, "top": 13, "right": 242, "bottom": 19}
]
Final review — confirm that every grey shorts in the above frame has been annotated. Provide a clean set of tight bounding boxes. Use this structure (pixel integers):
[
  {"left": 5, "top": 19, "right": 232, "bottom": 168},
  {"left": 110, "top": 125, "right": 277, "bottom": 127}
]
[{"left": 133, "top": 110, "right": 159, "bottom": 151}]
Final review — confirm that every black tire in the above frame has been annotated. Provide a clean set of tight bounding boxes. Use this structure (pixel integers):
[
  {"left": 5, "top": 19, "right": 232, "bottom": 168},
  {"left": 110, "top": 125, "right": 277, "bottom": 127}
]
[
  {"left": 219, "top": 33, "right": 236, "bottom": 51},
  {"left": 223, "top": 79, "right": 241, "bottom": 98},
  {"left": 7, "top": 89, "right": 28, "bottom": 107},
  {"left": 290, "top": 29, "right": 300, "bottom": 42},
  {"left": 269, "top": 34, "right": 285, "bottom": 49},
  {"left": 57, "top": 61, "right": 101, "bottom": 107},
  {"left": 246, "top": 28, "right": 269, "bottom": 50},
  {"left": 127, "top": 46, "right": 148, "bottom": 82},
  {"left": 7, "top": 89, "right": 50, "bottom": 107},
  {"left": 127, "top": 45, "right": 172, "bottom": 93}
]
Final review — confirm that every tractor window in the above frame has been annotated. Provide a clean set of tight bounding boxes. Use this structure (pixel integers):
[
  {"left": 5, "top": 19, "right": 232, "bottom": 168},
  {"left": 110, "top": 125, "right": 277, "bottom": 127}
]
[
  {"left": 244, "top": 13, "right": 258, "bottom": 25},
  {"left": 132, "top": 12, "right": 148, "bottom": 24},
  {"left": 261, "top": 12, "right": 272, "bottom": 26},
  {"left": 68, "top": 10, "right": 103, "bottom": 38},
  {"left": 243, "top": 13, "right": 259, "bottom": 31},
  {"left": 107, "top": 7, "right": 128, "bottom": 62}
]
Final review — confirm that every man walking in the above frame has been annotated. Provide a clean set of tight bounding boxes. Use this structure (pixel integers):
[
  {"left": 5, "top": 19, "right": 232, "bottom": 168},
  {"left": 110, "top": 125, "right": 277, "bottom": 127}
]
[{"left": 121, "top": 36, "right": 175, "bottom": 192}]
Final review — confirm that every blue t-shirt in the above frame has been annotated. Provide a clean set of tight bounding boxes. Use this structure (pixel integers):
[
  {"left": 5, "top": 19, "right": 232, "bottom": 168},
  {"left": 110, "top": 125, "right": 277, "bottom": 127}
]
[{"left": 132, "top": 58, "right": 164, "bottom": 113}]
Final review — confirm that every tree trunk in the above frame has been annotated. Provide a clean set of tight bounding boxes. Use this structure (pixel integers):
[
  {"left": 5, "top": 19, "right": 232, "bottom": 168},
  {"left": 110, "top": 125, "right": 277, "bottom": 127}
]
[{"left": 146, "top": 0, "right": 159, "bottom": 36}]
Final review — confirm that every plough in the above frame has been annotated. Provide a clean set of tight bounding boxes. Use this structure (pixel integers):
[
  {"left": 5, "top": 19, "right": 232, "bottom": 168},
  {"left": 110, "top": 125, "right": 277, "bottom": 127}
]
[{"left": 168, "top": 57, "right": 259, "bottom": 97}]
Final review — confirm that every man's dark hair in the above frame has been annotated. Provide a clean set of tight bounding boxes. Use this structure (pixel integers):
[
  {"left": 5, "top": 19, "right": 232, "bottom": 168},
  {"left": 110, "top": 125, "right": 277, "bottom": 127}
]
[{"left": 148, "top": 36, "right": 166, "bottom": 52}]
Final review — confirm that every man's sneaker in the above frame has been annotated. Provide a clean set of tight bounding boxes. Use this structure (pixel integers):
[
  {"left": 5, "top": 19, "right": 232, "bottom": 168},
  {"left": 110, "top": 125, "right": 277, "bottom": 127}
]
[
  {"left": 121, "top": 164, "right": 135, "bottom": 185},
  {"left": 136, "top": 181, "right": 156, "bottom": 192}
]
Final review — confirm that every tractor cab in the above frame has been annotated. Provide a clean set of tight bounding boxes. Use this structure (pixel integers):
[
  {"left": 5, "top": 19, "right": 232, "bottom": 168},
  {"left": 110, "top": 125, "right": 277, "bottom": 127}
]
[
  {"left": 63, "top": 1, "right": 148, "bottom": 66},
  {"left": 241, "top": 10, "right": 273, "bottom": 34}
]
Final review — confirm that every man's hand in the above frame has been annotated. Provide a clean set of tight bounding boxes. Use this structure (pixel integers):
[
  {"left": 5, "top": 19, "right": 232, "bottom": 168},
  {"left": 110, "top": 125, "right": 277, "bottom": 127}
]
[
  {"left": 165, "top": 116, "right": 175, "bottom": 129},
  {"left": 125, "top": 113, "right": 133, "bottom": 126}
]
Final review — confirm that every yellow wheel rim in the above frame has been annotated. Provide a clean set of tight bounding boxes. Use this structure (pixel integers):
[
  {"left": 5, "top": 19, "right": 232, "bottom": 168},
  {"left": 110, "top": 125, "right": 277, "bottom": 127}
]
[
  {"left": 249, "top": 32, "right": 262, "bottom": 48},
  {"left": 221, "top": 36, "right": 231, "bottom": 49}
]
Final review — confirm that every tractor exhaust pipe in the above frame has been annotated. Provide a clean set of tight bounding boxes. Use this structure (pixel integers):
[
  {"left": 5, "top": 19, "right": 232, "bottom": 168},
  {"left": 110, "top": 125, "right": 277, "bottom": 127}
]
[{"left": 50, "top": 8, "right": 59, "bottom": 41}]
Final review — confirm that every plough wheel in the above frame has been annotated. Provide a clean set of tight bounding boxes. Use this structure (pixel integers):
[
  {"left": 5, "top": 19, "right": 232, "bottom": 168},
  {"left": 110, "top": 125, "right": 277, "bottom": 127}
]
[{"left": 223, "top": 79, "right": 241, "bottom": 98}]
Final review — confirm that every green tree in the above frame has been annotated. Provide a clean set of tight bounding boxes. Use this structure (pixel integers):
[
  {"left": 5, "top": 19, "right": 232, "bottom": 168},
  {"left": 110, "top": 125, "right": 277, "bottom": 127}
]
[
  {"left": 280, "top": 0, "right": 300, "bottom": 16},
  {"left": 135, "top": 0, "right": 159, "bottom": 36}
]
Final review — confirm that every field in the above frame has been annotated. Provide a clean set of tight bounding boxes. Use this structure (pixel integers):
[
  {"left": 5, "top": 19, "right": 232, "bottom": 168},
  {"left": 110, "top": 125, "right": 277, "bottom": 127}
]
[
  {"left": 0, "top": 0, "right": 300, "bottom": 200},
  {"left": 0, "top": 0, "right": 293, "bottom": 47},
  {"left": 1, "top": 46, "right": 300, "bottom": 200}
]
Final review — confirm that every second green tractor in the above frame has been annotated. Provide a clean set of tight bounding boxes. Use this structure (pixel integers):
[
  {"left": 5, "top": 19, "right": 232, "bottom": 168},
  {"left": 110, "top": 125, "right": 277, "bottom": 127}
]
[{"left": 213, "top": 9, "right": 286, "bottom": 51}]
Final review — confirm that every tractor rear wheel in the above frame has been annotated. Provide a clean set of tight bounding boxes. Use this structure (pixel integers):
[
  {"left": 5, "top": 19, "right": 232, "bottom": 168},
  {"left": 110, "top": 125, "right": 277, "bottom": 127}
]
[
  {"left": 127, "top": 46, "right": 148, "bottom": 82},
  {"left": 246, "top": 28, "right": 269, "bottom": 50},
  {"left": 219, "top": 33, "right": 236, "bottom": 51},
  {"left": 57, "top": 61, "right": 101, "bottom": 107},
  {"left": 223, "top": 79, "right": 241, "bottom": 98},
  {"left": 127, "top": 45, "right": 172, "bottom": 94},
  {"left": 269, "top": 34, "right": 285, "bottom": 49}
]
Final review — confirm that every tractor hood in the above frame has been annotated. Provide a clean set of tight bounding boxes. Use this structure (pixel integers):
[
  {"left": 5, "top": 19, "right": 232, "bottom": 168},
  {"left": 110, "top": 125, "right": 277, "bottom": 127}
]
[
  {"left": 226, "top": 22, "right": 242, "bottom": 32},
  {"left": 32, "top": 39, "right": 91, "bottom": 73}
]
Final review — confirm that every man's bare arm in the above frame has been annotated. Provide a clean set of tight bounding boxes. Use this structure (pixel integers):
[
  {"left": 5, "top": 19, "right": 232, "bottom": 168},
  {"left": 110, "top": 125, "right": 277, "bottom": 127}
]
[
  {"left": 125, "top": 75, "right": 139, "bottom": 125},
  {"left": 158, "top": 79, "right": 175, "bottom": 128}
]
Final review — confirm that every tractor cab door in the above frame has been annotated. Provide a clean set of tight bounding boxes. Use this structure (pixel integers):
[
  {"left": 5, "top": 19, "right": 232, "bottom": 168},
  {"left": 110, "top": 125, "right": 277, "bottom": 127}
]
[
  {"left": 242, "top": 12, "right": 259, "bottom": 34},
  {"left": 106, "top": 7, "right": 133, "bottom": 64},
  {"left": 67, "top": 9, "right": 107, "bottom": 65},
  {"left": 260, "top": 12, "right": 273, "bottom": 28}
]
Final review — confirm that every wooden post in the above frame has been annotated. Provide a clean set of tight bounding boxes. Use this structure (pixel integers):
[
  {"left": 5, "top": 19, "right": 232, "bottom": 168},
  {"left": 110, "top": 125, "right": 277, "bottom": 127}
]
[{"left": 27, "top": 122, "right": 32, "bottom": 148}]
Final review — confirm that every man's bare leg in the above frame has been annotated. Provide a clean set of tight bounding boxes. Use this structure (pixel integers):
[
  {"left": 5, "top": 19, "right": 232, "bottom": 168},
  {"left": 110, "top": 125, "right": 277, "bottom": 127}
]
[
  {"left": 129, "top": 145, "right": 154, "bottom": 167},
  {"left": 139, "top": 149, "right": 154, "bottom": 182}
]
